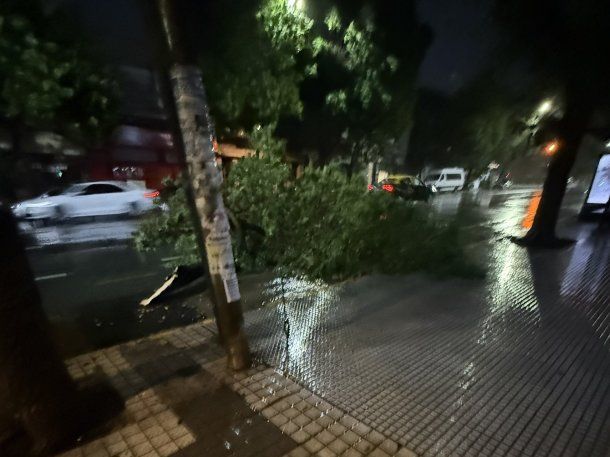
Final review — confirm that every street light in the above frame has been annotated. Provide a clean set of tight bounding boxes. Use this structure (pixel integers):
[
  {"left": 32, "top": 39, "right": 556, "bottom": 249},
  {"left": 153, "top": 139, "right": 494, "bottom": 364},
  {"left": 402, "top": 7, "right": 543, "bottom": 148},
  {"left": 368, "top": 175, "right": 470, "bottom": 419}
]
[
  {"left": 287, "top": 0, "right": 305, "bottom": 11},
  {"left": 537, "top": 99, "right": 553, "bottom": 116},
  {"left": 543, "top": 139, "right": 561, "bottom": 156}
]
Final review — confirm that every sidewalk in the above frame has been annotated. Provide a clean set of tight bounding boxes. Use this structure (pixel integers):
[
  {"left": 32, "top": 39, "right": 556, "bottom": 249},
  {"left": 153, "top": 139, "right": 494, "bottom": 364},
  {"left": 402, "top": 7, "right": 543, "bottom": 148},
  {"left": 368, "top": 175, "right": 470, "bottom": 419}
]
[
  {"left": 56, "top": 321, "right": 416, "bottom": 457},
  {"left": 244, "top": 221, "right": 610, "bottom": 457},
  {"left": 56, "top": 218, "right": 610, "bottom": 457}
]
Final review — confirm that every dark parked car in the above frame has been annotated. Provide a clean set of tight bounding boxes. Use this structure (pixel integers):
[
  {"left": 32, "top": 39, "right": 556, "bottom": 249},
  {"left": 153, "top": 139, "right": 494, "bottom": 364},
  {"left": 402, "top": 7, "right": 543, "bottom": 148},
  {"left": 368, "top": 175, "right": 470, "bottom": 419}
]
[{"left": 368, "top": 175, "right": 435, "bottom": 201}]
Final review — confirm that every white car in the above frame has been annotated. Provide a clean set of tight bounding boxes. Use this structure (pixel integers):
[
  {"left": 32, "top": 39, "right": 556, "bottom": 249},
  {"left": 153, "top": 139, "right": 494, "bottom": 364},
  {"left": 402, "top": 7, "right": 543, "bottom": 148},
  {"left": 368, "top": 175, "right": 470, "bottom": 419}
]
[
  {"left": 11, "top": 181, "right": 159, "bottom": 222},
  {"left": 424, "top": 168, "right": 466, "bottom": 192}
]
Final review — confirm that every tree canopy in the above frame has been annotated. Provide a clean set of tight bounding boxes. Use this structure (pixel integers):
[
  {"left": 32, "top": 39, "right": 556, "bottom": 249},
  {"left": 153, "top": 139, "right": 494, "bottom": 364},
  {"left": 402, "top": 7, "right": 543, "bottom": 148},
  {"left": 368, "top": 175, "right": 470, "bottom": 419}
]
[
  {"left": 0, "top": 0, "right": 118, "bottom": 199},
  {"left": 491, "top": 0, "right": 610, "bottom": 244},
  {"left": 408, "top": 73, "right": 543, "bottom": 173},
  {"left": 197, "top": 0, "right": 430, "bottom": 167},
  {"left": 0, "top": 2, "right": 118, "bottom": 142}
]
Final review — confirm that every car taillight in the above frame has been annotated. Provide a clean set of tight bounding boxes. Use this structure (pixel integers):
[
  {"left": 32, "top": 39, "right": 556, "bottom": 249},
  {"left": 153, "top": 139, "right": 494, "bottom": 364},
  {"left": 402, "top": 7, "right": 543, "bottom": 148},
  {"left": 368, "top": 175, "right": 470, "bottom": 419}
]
[
  {"left": 144, "top": 190, "right": 160, "bottom": 198},
  {"left": 367, "top": 184, "right": 374, "bottom": 191},
  {"left": 382, "top": 184, "right": 395, "bottom": 192}
]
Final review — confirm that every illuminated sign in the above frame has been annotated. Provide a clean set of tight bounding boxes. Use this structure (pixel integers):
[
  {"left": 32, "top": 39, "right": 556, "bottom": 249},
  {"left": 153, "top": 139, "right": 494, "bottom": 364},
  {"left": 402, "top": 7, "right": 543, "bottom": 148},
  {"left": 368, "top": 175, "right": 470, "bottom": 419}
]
[{"left": 586, "top": 154, "right": 610, "bottom": 205}]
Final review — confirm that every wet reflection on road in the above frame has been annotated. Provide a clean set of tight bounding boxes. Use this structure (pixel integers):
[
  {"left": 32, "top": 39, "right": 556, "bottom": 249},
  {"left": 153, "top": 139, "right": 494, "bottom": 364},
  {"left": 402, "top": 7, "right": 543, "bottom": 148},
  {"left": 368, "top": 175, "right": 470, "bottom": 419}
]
[
  {"left": 245, "top": 188, "right": 610, "bottom": 457},
  {"left": 258, "top": 277, "right": 340, "bottom": 382},
  {"left": 521, "top": 191, "right": 542, "bottom": 229},
  {"left": 430, "top": 192, "right": 464, "bottom": 217},
  {"left": 19, "top": 217, "right": 140, "bottom": 246}
]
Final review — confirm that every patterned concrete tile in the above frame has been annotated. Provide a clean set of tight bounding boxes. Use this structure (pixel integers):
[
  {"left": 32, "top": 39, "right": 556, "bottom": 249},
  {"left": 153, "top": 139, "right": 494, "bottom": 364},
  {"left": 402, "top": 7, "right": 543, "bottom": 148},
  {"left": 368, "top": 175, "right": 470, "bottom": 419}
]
[
  {"left": 57, "top": 322, "right": 414, "bottom": 457},
  {"left": 245, "top": 229, "right": 610, "bottom": 457}
]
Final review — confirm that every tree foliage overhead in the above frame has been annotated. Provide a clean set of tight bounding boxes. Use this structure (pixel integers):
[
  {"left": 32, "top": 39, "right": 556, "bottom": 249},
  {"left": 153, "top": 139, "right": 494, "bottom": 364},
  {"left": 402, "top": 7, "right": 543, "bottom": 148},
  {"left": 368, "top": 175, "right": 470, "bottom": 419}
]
[
  {"left": 0, "top": 0, "right": 118, "bottom": 200},
  {"left": 198, "top": 0, "right": 430, "bottom": 165},
  {"left": 408, "top": 71, "right": 551, "bottom": 173},
  {"left": 457, "top": 74, "right": 543, "bottom": 170},
  {"left": 0, "top": 2, "right": 118, "bottom": 142},
  {"left": 198, "top": 0, "right": 305, "bottom": 135}
]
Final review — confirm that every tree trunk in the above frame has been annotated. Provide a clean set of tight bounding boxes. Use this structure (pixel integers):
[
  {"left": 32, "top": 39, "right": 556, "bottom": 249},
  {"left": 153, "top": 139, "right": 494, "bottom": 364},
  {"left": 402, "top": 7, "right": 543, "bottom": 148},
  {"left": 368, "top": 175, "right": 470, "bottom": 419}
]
[
  {"left": 347, "top": 145, "right": 357, "bottom": 178},
  {"left": 518, "top": 92, "right": 592, "bottom": 247},
  {"left": 157, "top": 0, "right": 250, "bottom": 370},
  {"left": 0, "top": 118, "right": 24, "bottom": 201},
  {"left": 0, "top": 207, "right": 80, "bottom": 455}
]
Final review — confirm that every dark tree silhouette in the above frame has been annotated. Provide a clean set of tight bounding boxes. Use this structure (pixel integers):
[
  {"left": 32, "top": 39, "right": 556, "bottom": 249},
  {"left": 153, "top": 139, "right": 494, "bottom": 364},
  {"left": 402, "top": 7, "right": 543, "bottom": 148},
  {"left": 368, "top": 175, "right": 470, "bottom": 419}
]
[
  {"left": 492, "top": 0, "right": 610, "bottom": 246},
  {"left": 0, "top": 0, "right": 117, "bottom": 200},
  {"left": 0, "top": 207, "right": 80, "bottom": 455}
]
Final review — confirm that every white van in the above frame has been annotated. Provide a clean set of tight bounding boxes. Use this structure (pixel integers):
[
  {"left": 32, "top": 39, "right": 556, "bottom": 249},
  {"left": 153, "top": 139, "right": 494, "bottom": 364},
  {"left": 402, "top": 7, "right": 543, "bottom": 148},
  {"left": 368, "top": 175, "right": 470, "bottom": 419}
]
[{"left": 424, "top": 168, "right": 466, "bottom": 192}]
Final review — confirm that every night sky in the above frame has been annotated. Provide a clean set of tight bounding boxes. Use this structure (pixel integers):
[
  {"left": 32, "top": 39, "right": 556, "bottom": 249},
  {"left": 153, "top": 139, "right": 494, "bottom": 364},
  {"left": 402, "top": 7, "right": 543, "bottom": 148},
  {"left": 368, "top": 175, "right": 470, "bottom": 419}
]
[
  {"left": 68, "top": 0, "right": 154, "bottom": 66},
  {"left": 70, "top": 0, "right": 497, "bottom": 94},
  {"left": 416, "top": 0, "right": 497, "bottom": 93}
]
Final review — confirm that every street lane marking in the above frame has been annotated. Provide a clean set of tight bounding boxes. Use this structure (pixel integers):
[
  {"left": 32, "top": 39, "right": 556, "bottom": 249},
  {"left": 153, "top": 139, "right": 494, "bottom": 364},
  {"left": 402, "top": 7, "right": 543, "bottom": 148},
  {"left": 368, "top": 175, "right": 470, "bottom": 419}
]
[
  {"left": 95, "top": 272, "right": 159, "bottom": 286},
  {"left": 35, "top": 272, "right": 69, "bottom": 281}
]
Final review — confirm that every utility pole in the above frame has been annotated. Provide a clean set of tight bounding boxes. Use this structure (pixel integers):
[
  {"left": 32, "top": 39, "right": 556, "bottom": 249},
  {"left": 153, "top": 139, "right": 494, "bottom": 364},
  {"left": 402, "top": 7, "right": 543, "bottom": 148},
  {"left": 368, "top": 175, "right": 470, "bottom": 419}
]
[{"left": 156, "top": 0, "right": 251, "bottom": 370}]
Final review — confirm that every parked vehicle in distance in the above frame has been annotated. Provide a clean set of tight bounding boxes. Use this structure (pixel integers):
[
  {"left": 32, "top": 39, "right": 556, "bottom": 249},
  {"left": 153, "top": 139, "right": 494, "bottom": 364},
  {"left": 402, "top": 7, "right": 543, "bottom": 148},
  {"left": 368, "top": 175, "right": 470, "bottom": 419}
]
[
  {"left": 11, "top": 181, "right": 159, "bottom": 223},
  {"left": 424, "top": 168, "right": 466, "bottom": 192},
  {"left": 368, "top": 174, "right": 434, "bottom": 201},
  {"left": 492, "top": 173, "right": 513, "bottom": 189},
  {"left": 468, "top": 170, "right": 511, "bottom": 190}
]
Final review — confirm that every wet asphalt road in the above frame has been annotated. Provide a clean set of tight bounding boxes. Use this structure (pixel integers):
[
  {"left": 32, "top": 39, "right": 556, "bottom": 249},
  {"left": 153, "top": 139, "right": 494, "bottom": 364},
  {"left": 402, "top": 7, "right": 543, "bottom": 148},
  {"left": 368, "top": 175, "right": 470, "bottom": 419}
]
[
  {"left": 23, "top": 186, "right": 585, "bottom": 355},
  {"left": 21, "top": 217, "right": 207, "bottom": 356}
]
